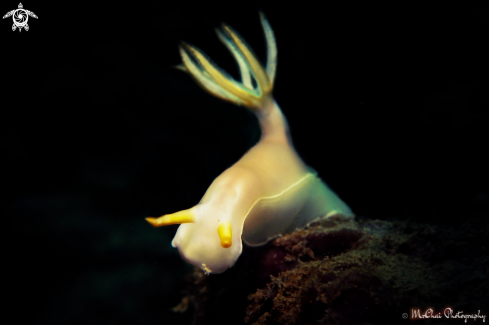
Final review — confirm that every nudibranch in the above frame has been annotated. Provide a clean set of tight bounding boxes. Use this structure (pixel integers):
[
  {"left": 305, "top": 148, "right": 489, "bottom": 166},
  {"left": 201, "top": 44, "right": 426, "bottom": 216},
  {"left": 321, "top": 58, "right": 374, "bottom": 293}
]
[{"left": 146, "top": 12, "right": 354, "bottom": 274}]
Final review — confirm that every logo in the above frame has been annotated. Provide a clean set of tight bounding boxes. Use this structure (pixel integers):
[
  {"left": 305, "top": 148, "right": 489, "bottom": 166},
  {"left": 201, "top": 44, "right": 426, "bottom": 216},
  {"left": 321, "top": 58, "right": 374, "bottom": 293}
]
[{"left": 3, "top": 3, "right": 37, "bottom": 32}]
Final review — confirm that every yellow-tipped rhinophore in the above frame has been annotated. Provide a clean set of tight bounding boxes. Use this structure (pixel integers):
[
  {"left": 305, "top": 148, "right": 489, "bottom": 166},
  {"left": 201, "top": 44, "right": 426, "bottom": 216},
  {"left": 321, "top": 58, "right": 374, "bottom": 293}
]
[
  {"left": 146, "top": 208, "right": 195, "bottom": 227},
  {"left": 217, "top": 221, "right": 232, "bottom": 248}
]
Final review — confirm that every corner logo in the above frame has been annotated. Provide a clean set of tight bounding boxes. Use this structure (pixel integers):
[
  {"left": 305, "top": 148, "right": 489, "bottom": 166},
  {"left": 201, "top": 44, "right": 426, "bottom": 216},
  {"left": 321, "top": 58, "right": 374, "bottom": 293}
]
[{"left": 3, "top": 3, "right": 37, "bottom": 32}]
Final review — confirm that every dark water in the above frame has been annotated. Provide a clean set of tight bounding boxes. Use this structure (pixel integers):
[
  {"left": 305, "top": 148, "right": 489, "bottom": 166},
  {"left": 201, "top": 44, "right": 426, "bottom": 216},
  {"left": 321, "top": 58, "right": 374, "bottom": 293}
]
[{"left": 2, "top": 1, "right": 488, "bottom": 324}]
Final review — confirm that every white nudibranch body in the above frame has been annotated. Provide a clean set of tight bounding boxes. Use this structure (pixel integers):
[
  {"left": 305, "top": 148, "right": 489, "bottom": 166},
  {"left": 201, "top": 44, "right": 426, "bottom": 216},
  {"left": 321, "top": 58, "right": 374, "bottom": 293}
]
[{"left": 146, "top": 12, "right": 354, "bottom": 274}]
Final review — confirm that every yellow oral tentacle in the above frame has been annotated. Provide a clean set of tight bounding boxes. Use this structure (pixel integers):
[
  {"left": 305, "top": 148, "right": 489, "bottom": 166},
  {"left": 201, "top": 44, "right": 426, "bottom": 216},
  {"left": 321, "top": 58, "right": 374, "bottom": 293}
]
[
  {"left": 217, "top": 221, "right": 232, "bottom": 248},
  {"left": 146, "top": 208, "right": 195, "bottom": 227}
]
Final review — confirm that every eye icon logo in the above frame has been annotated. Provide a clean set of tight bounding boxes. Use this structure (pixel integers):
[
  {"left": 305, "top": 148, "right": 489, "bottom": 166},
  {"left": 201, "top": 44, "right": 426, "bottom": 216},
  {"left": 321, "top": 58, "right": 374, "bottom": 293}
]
[{"left": 3, "top": 3, "right": 37, "bottom": 32}]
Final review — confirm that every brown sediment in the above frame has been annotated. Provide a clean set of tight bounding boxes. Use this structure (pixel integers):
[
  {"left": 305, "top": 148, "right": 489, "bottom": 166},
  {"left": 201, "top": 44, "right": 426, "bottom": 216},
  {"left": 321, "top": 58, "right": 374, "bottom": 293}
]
[{"left": 176, "top": 215, "right": 489, "bottom": 325}]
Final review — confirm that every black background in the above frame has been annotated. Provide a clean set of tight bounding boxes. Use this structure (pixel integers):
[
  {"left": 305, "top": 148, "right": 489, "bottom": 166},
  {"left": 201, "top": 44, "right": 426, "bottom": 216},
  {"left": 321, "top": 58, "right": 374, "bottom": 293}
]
[{"left": 2, "top": 1, "right": 488, "bottom": 324}]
